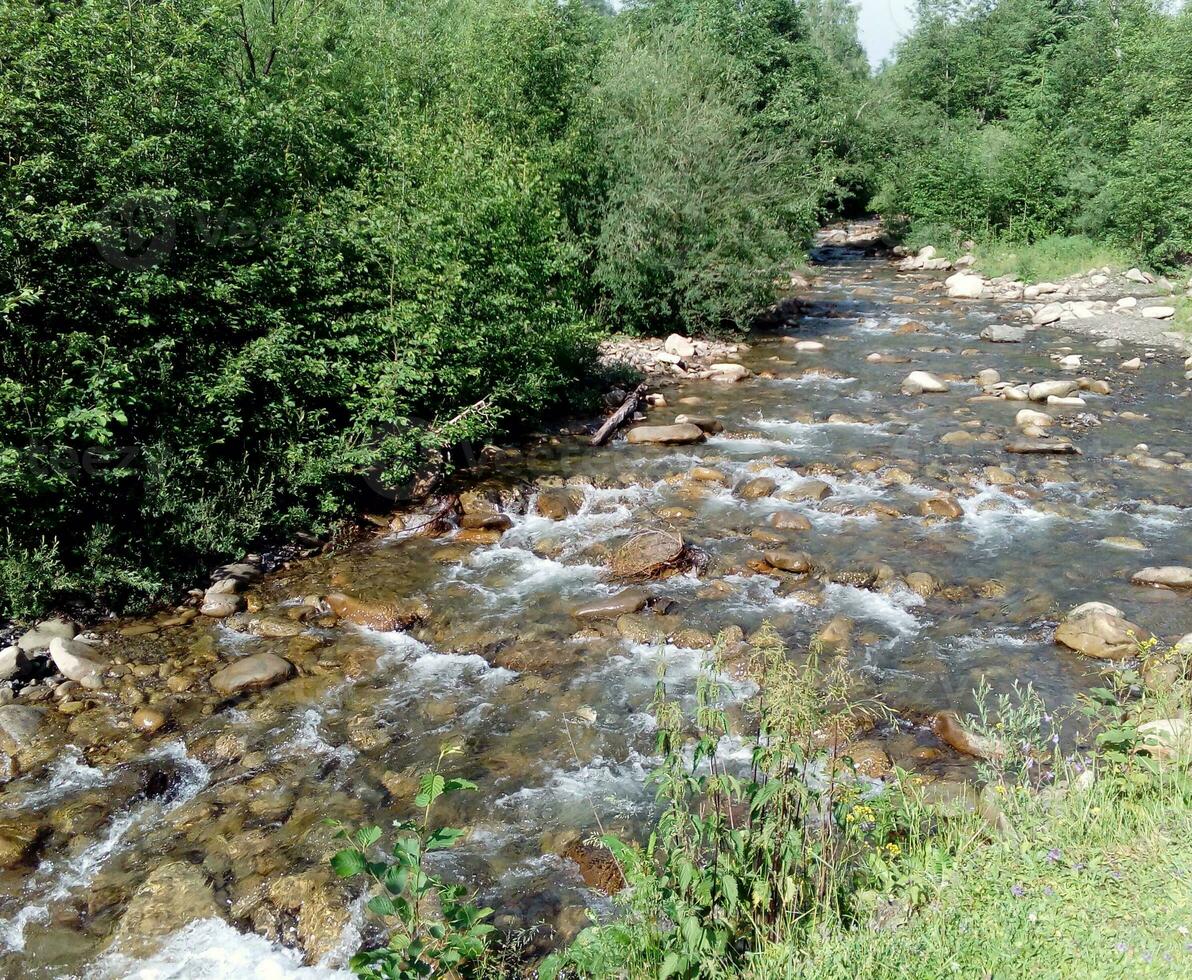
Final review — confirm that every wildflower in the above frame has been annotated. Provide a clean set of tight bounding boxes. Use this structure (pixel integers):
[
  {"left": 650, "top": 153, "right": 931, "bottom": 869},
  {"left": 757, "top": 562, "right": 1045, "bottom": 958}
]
[
  {"left": 885, "top": 842, "right": 901, "bottom": 857},
  {"left": 1046, "top": 848, "right": 1061, "bottom": 863},
  {"left": 1010, "top": 883, "right": 1025, "bottom": 898}
]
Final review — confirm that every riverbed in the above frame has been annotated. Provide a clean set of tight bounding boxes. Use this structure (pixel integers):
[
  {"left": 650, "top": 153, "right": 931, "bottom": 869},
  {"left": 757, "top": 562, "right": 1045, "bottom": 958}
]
[{"left": 2, "top": 230, "right": 1190, "bottom": 978}]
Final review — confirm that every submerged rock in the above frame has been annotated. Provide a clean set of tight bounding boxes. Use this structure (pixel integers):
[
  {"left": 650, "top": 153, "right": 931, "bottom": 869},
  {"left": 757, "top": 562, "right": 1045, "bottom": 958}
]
[
  {"left": 325, "top": 593, "right": 430, "bottom": 630},
  {"left": 572, "top": 589, "right": 650, "bottom": 620},
  {"left": 209, "top": 653, "right": 293, "bottom": 696},
  {"left": 109, "top": 861, "right": 220, "bottom": 956},
  {"left": 980, "top": 324, "right": 1026, "bottom": 343}
]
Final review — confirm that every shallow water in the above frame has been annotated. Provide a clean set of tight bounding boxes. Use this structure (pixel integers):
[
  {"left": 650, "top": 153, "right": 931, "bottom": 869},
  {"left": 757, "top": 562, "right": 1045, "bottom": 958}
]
[{"left": 3, "top": 236, "right": 1190, "bottom": 977}]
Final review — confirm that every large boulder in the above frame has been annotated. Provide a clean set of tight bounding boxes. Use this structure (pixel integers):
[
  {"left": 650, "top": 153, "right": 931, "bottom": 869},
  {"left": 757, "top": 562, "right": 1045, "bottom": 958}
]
[
  {"left": 1055, "top": 611, "right": 1151, "bottom": 659},
  {"left": 209, "top": 653, "right": 293, "bottom": 696},
  {"left": 945, "top": 273, "right": 984, "bottom": 299},
  {"left": 625, "top": 424, "right": 705, "bottom": 445},
  {"left": 48, "top": 637, "right": 107, "bottom": 689},
  {"left": 608, "top": 531, "right": 686, "bottom": 580},
  {"left": 1131, "top": 566, "right": 1192, "bottom": 591},
  {"left": 664, "top": 333, "right": 696, "bottom": 358},
  {"left": 17, "top": 617, "right": 77, "bottom": 652}
]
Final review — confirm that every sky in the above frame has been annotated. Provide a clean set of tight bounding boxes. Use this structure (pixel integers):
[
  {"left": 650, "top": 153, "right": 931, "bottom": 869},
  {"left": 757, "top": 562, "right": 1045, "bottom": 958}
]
[{"left": 855, "top": 0, "right": 916, "bottom": 67}]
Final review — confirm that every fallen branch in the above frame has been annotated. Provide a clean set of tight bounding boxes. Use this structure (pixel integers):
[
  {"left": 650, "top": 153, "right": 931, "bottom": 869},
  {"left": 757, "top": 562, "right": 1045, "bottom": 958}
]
[{"left": 590, "top": 383, "right": 648, "bottom": 447}]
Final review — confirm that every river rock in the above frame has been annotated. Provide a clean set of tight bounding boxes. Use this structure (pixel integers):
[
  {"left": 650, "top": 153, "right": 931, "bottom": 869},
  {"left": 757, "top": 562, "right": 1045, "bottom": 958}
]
[
  {"left": 1015, "top": 409, "right": 1052, "bottom": 428},
  {"left": 981, "top": 324, "right": 1026, "bottom": 343},
  {"left": 905, "top": 572, "right": 938, "bottom": 598},
  {"left": 708, "top": 363, "right": 750, "bottom": 382},
  {"left": 1032, "top": 304, "right": 1063, "bottom": 325},
  {"left": 0, "top": 817, "right": 46, "bottom": 869},
  {"left": 17, "top": 617, "right": 77, "bottom": 652},
  {"left": 325, "top": 593, "right": 430, "bottom": 630},
  {"left": 209, "top": 653, "right": 293, "bottom": 696},
  {"left": 1068, "top": 601, "right": 1124, "bottom": 620},
  {"left": 625, "top": 423, "right": 705, "bottom": 445},
  {"left": 109, "top": 861, "right": 220, "bottom": 956},
  {"left": 1136, "top": 718, "right": 1192, "bottom": 765},
  {"left": 664, "top": 333, "right": 695, "bottom": 357},
  {"left": 781, "top": 479, "right": 832, "bottom": 501},
  {"left": 0, "top": 646, "right": 26, "bottom": 683},
  {"left": 1131, "top": 566, "right": 1192, "bottom": 590},
  {"left": 132, "top": 707, "right": 169, "bottom": 735},
  {"left": 200, "top": 592, "right": 243, "bottom": 618},
  {"left": 946, "top": 273, "right": 984, "bottom": 299},
  {"left": 616, "top": 614, "right": 669, "bottom": 645},
  {"left": 674, "top": 414, "right": 724, "bottom": 434},
  {"left": 902, "top": 371, "right": 950, "bottom": 394},
  {"left": 919, "top": 495, "right": 963, "bottom": 519},
  {"left": 931, "top": 711, "right": 1004, "bottom": 761},
  {"left": 267, "top": 870, "right": 353, "bottom": 963},
  {"left": 737, "top": 477, "right": 777, "bottom": 500},
  {"left": 48, "top": 637, "right": 106, "bottom": 690},
  {"left": 608, "top": 530, "right": 686, "bottom": 579},
  {"left": 0, "top": 705, "right": 44, "bottom": 755},
  {"left": 536, "top": 487, "right": 583, "bottom": 520},
  {"left": 815, "top": 615, "right": 853, "bottom": 653},
  {"left": 1004, "top": 440, "right": 1080, "bottom": 454},
  {"left": 1100, "top": 536, "right": 1146, "bottom": 551},
  {"left": 572, "top": 589, "right": 649, "bottom": 620},
  {"left": 764, "top": 550, "right": 811, "bottom": 573},
  {"left": 1028, "top": 380, "right": 1077, "bottom": 401},
  {"left": 1141, "top": 306, "right": 1175, "bottom": 320},
  {"left": 770, "top": 512, "right": 812, "bottom": 531},
  {"left": 1055, "top": 611, "right": 1151, "bottom": 659}
]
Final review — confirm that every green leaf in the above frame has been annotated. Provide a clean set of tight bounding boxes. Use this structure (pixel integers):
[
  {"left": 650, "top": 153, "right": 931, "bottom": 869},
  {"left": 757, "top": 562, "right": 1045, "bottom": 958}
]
[
  {"left": 354, "top": 826, "right": 383, "bottom": 849},
  {"left": 414, "top": 772, "right": 446, "bottom": 808},
  {"left": 366, "top": 894, "right": 397, "bottom": 917},
  {"left": 426, "top": 826, "right": 466, "bottom": 850},
  {"left": 330, "top": 849, "right": 366, "bottom": 879}
]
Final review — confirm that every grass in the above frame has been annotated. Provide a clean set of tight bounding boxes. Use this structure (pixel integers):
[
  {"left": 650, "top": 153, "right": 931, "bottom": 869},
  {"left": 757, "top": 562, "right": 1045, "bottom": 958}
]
[
  {"left": 760, "top": 769, "right": 1192, "bottom": 978},
  {"left": 543, "top": 633, "right": 1192, "bottom": 980},
  {"left": 971, "top": 235, "right": 1134, "bottom": 283}
]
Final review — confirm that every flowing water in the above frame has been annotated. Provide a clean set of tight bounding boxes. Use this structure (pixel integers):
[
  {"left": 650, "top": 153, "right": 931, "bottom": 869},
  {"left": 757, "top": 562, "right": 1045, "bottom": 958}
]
[{"left": 2, "top": 233, "right": 1190, "bottom": 977}]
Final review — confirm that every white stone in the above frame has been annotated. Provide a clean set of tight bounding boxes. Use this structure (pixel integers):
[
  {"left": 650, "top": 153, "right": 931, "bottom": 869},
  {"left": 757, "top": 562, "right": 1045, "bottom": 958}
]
[
  {"left": 707, "top": 363, "right": 750, "bottom": 382},
  {"left": 1028, "top": 380, "right": 1077, "bottom": 401},
  {"left": 1116, "top": 296, "right": 1137, "bottom": 309},
  {"left": 794, "top": 340, "right": 825, "bottom": 352},
  {"left": 1058, "top": 354, "right": 1082, "bottom": 371},
  {"left": 1047, "top": 395, "right": 1087, "bottom": 407},
  {"left": 1032, "top": 303, "right": 1063, "bottom": 325},
  {"left": 664, "top": 333, "right": 695, "bottom": 358},
  {"left": 48, "top": 637, "right": 106, "bottom": 690},
  {"left": 1016, "top": 409, "right": 1052, "bottom": 428},
  {"left": 1120, "top": 357, "right": 1143, "bottom": 371},
  {"left": 1141, "top": 306, "right": 1175, "bottom": 320},
  {"left": 945, "top": 273, "right": 984, "bottom": 299},
  {"left": 902, "top": 371, "right": 950, "bottom": 395},
  {"left": 1125, "top": 268, "right": 1153, "bottom": 284}
]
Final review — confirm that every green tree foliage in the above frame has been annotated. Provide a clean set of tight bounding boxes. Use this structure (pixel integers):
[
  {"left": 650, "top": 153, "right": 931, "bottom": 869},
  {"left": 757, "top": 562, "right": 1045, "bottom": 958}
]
[
  {"left": 0, "top": 0, "right": 873, "bottom": 619},
  {"left": 876, "top": 0, "right": 1192, "bottom": 270}
]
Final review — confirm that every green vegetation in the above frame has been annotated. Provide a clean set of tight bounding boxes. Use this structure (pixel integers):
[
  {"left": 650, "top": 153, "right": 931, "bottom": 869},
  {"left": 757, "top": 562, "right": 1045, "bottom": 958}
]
[
  {"left": 0, "top": 0, "right": 872, "bottom": 620},
  {"left": 345, "top": 629, "right": 1192, "bottom": 978},
  {"left": 874, "top": 0, "right": 1192, "bottom": 273},
  {"left": 328, "top": 744, "right": 495, "bottom": 979}
]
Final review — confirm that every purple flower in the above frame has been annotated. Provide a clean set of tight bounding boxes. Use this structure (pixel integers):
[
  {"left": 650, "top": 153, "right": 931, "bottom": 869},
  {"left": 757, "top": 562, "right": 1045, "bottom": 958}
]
[
  {"left": 1011, "top": 883, "right": 1025, "bottom": 898},
  {"left": 1046, "top": 848, "right": 1061, "bottom": 863}
]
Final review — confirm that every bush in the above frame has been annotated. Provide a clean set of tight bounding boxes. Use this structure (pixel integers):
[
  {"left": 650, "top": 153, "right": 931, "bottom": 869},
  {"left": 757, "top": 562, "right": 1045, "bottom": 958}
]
[{"left": 0, "top": 0, "right": 597, "bottom": 618}]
